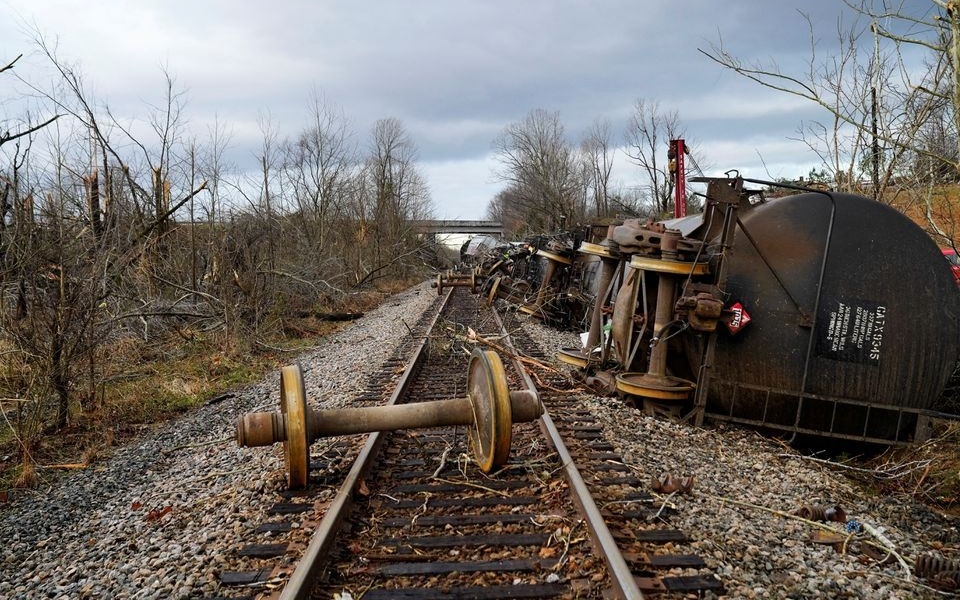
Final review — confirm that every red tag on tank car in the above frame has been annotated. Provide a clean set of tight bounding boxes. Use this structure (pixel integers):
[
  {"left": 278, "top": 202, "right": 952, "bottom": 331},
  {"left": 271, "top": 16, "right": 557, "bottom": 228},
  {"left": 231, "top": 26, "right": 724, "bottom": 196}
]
[{"left": 726, "top": 302, "right": 751, "bottom": 334}]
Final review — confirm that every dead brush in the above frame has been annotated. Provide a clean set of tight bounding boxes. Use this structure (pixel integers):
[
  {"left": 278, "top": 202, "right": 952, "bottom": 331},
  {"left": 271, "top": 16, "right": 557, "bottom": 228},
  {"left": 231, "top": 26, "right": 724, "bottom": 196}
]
[
  {"left": 13, "top": 455, "right": 37, "bottom": 489},
  {"left": 866, "top": 420, "right": 960, "bottom": 509}
]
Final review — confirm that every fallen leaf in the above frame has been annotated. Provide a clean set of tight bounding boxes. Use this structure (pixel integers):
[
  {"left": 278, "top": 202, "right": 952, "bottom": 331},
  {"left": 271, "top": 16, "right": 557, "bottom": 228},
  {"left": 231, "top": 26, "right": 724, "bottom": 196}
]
[
  {"left": 539, "top": 546, "right": 557, "bottom": 558},
  {"left": 146, "top": 506, "right": 172, "bottom": 522}
]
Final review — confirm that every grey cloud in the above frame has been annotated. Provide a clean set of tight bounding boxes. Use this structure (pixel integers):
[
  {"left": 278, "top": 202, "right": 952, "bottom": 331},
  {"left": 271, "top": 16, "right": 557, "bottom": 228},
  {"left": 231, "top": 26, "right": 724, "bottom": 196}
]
[{"left": 0, "top": 0, "right": 918, "bottom": 218}]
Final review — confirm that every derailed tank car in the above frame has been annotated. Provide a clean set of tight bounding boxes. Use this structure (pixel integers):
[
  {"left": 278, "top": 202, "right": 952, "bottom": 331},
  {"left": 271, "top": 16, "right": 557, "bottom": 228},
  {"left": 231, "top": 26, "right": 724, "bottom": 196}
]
[
  {"left": 703, "top": 185, "right": 960, "bottom": 442},
  {"left": 527, "top": 175, "right": 960, "bottom": 445}
]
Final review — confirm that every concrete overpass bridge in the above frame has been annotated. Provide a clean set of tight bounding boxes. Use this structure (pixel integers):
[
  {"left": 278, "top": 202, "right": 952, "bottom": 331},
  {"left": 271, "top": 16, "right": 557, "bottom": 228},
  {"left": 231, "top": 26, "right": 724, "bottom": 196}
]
[{"left": 413, "top": 220, "right": 504, "bottom": 236}]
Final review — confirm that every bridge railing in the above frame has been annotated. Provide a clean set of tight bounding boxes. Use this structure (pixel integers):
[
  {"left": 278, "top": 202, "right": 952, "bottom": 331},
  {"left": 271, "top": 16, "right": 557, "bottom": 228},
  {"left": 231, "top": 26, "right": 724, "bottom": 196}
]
[{"left": 413, "top": 220, "right": 504, "bottom": 235}]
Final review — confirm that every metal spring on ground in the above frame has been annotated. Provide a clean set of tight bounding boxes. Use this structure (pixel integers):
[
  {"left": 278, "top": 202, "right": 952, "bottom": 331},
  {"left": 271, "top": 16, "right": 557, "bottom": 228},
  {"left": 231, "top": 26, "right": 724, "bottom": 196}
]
[
  {"left": 930, "top": 571, "right": 960, "bottom": 592},
  {"left": 794, "top": 504, "right": 846, "bottom": 523},
  {"left": 915, "top": 554, "right": 960, "bottom": 577}
]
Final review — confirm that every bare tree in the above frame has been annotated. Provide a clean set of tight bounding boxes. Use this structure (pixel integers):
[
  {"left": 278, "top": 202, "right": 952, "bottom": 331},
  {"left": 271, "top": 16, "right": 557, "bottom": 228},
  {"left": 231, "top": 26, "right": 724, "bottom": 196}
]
[
  {"left": 369, "top": 118, "right": 431, "bottom": 224},
  {"left": 492, "top": 108, "right": 584, "bottom": 233},
  {"left": 0, "top": 37, "right": 443, "bottom": 487},
  {"left": 701, "top": 3, "right": 954, "bottom": 200},
  {"left": 0, "top": 38, "right": 206, "bottom": 452},
  {"left": 486, "top": 185, "right": 530, "bottom": 238},
  {"left": 580, "top": 117, "right": 616, "bottom": 217},
  {"left": 360, "top": 117, "right": 432, "bottom": 283},
  {"left": 199, "top": 115, "right": 233, "bottom": 225},
  {"left": 624, "top": 98, "right": 697, "bottom": 215},
  {"left": 0, "top": 55, "right": 61, "bottom": 148},
  {"left": 283, "top": 91, "right": 357, "bottom": 251}
]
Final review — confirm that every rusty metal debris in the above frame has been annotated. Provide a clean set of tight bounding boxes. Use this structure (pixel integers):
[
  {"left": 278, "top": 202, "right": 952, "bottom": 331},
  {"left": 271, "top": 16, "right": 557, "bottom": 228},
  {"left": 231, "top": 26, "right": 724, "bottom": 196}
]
[
  {"left": 584, "top": 370, "right": 618, "bottom": 396},
  {"left": 916, "top": 555, "right": 960, "bottom": 591},
  {"left": 915, "top": 554, "right": 960, "bottom": 578},
  {"left": 808, "top": 530, "right": 847, "bottom": 547},
  {"left": 929, "top": 571, "right": 960, "bottom": 592},
  {"left": 861, "top": 543, "right": 897, "bottom": 566},
  {"left": 794, "top": 504, "right": 846, "bottom": 523},
  {"left": 463, "top": 174, "right": 960, "bottom": 447}
]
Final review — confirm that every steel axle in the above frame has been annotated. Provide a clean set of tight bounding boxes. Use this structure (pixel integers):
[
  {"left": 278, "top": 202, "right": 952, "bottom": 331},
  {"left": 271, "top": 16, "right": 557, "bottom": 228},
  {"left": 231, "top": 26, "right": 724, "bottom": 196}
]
[{"left": 237, "top": 348, "right": 542, "bottom": 488}]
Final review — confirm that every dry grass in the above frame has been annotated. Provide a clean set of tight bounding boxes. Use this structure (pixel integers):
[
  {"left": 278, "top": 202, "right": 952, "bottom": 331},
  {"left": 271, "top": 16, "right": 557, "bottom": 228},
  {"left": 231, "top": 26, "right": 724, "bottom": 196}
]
[
  {"left": 0, "top": 284, "right": 409, "bottom": 492},
  {"left": 12, "top": 456, "right": 36, "bottom": 489}
]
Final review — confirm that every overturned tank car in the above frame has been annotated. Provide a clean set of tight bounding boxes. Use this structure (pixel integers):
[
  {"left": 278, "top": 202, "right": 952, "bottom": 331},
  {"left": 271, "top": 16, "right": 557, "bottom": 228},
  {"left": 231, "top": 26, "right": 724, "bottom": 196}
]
[{"left": 512, "top": 175, "right": 960, "bottom": 445}]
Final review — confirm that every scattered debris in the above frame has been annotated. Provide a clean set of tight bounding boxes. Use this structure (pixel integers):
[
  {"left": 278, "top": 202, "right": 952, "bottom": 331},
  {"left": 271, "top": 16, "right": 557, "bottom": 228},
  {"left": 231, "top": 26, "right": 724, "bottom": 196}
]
[
  {"left": 794, "top": 504, "right": 846, "bottom": 523},
  {"left": 651, "top": 473, "right": 694, "bottom": 494}
]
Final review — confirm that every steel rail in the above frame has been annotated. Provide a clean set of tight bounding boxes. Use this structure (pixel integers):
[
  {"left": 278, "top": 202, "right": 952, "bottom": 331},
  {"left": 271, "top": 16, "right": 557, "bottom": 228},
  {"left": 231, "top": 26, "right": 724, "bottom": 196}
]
[
  {"left": 279, "top": 288, "right": 641, "bottom": 598},
  {"left": 491, "top": 309, "right": 644, "bottom": 600},
  {"left": 278, "top": 288, "right": 452, "bottom": 600}
]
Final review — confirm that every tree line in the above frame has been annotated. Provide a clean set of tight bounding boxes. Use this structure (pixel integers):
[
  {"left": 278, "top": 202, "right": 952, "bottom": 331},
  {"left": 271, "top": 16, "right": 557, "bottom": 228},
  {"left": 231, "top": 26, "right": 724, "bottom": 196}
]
[
  {"left": 0, "top": 41, "right": 433, "bottom": 479},
  {"left": 489, "top": 3, "right": 960, "bottom": 242}
]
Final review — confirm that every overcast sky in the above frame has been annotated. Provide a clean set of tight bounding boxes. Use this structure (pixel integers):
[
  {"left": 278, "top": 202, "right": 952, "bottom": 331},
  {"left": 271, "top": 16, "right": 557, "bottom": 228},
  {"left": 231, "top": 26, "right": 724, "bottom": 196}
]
[{"left": 0, "top": 1, "right": 936, "bottom": 219}]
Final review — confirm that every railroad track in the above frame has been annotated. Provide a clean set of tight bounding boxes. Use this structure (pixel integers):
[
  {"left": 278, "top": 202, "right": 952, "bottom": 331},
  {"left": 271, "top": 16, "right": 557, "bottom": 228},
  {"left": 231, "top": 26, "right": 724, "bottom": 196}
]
[{"left": 215, "top": 286, "right": 722, "bottom": 599}]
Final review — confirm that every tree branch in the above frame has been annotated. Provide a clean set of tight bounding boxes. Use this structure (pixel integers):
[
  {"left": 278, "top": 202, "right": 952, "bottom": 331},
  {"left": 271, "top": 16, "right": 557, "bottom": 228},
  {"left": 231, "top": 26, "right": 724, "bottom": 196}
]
[
  {"left": 0, "top": 114, "right": 62, "bottom": 148},
  {"left": 0, "top": 53, "right": 22, "bottom": 73}
]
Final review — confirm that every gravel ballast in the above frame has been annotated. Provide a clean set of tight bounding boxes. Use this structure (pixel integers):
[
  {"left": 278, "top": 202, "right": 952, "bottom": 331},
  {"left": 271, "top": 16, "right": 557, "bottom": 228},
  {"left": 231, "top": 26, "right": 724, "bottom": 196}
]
[{"left": 2, "top": 283, "right": 958, "bottom": 599}]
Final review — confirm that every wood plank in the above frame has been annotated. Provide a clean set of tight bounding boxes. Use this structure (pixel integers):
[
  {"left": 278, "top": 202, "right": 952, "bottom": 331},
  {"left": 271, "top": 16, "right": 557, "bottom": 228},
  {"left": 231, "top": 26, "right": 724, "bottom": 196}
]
[
  {"left": 585, "top": 442, "right": 615, "bottom": 451},
  {"left": 650, "top": 554, "right": 704, "bottom": 568},
  {"left": 586, "top": 452, "right": 623, "bottom": 460},
  {"left": 374, "top": 558, "right": 559, "bottom": 576},
  {"left": 277, "top": 490, "right": 313, "bottom": 499},
  {"left": 634, "top": 530, "right": 689, "bottom": 543},
  {"left": 267, "top": 503, "right": 311, "bottom": 515},
  {"left": 623, "top": 552, "right": 706, "bottom": 568},
  {"left": 376, "top": 496, "right": 536, "bottom": 510},
  {"left": 664, "top": 575, "right": 724, "bottom": 592},
  {"left": 392, "top": 470, "right": 464, "bottom": 480},
  {"left": 594, "top": 476, "right": 643, "bottom": 486},
  {"left": 615, "top": 510, "right": 657, "bottom": 520},
  {"left": 218, "top": 569, "right": 273, "bottom": 585},
  {"left": 388, "top": 480, "right": 527, "bottom": 494},
  {"left": 236, "top": 543, "right": 287, "bottom": 558},
  {"left": 588, "top": 463, "right": 630, "bottom": 472},
  {"left": 382, "top": 533, "right": 549, "bottom": 548},
  {"left": 382, "top": 513, "right": 537, "bottom": 528},
  {"left": 620, "top": 490, "right": 653, "bottom": 501},
  {"left": 360, "top": 584, "right": 568, "bottom": 599},
  {"left": 254, "top": 522, "right": 292, "bottom": 534},
  {"left": 635, "top": 577, "right": 668, "bottom": 593}
]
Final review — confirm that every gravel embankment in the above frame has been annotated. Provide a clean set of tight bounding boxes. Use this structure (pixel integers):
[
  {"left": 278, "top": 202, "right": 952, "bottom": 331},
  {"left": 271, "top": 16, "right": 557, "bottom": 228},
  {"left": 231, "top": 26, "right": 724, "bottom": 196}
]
[
  {"left": 0, "top": 284, "right": 438, "bottom": 600},
  {"left": 519, "top": 317, "right": 960, "bottom": 599},
  {"left": 2, "top": 283, "right": 958, "bottom": 599}
]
